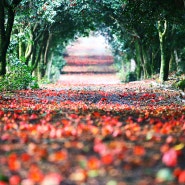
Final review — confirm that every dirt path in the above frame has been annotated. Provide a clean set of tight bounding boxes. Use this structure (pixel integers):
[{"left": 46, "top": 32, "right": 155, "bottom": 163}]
[
  {"left": 60, "top": 55, "right": 119, "bottom": 85},
  {"left": 58, "top": 73, "right": 121, "bottom": 85}
]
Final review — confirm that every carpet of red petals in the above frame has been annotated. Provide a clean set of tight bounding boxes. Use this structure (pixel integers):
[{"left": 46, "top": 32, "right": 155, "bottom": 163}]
[
  {"left": 62, "top": 66, "right": 116, "bottom": 74},
  {"left": 63, "top": 56, "right": 116, "bottom": 74},
  {"left": 0, "top": 79, "right": 185, "bottom": 185},
  {"left": 64, "top": 56, "right": 114, "bottom": 66},
  {"left": 1, "top": 55, "right": 185, "bottom": 185}
]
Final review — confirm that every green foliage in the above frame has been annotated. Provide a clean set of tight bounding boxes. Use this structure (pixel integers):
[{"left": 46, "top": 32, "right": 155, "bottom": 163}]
[
  {"left": 49, "top": 66, "right": 61, "bottom": 83},
  {"left": 114, "top": 52, "right": 137, "bottom": 83},
  {"left": 125, "top": 71, "right": 137, "bottom": 82},
  {"left": 173, "top": 79, "right": 185, "bottom": 91},
  {"left": 0, "top": 58, "right": 39, "bottom": 91},
  {"left": 51, "top": 57, "right": 66, "bottom": 81},
  {"left": 1, "top": 0, "right": 185, "bottom": 83}
]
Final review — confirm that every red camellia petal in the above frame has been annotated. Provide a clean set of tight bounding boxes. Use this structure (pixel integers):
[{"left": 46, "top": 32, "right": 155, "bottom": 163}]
[
  {"left": 8, "top": 153, "right": 20, "bottom": 171},
  {"left": 21, "top": 153, "right": 31, "bottom": 162},
  {"left": 0, "top": 110, "right": 4, "bottom": 117},
  {"left": 133, "top": 145, "right": 146, "bottom": 156},
  {"left": 87, "top": 156, "right": 100, "bottom": 170},
  {"left": 93, "top": 140, "right": 107, "bottom": 155},
  {"left": 30, "top": 114, "right": 38, "bottom": 120},
  {"left": 28, "top": 164, "right": 44, "bottom": 183},
  {"left": 48, "top": 150, "right": 68, "bottom": 162},
  {"left": 173, "top": 167, "right": 182, "bottom": 178},
  {"left": 178, "top": 170, "right": 185, "bottom": 183},
  {"left": 9, "top": 175, "right": 21, "bottom": 185},
  {"left": 101, "top": 153, "right": 113, "bottom": 165},
  {"left": 162, "top": 149, "right": 177, "bottom": 167},
  {"left": 0, "top": 182, "right": 7, "bottom": 185}
]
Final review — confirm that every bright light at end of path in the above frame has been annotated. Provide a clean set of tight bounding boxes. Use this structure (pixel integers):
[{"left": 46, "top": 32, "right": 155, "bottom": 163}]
[{"left": 66, "top": 35, "right": 112, "bottom": 56}]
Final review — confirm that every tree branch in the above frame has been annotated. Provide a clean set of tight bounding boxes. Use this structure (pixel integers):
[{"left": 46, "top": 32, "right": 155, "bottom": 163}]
[
  {"left": 162, "top": 20, "right": 167, "bottom": 37},
  {"left": 25, "top": 43, "right": 33, "bottom": 63},
  {"left": 157, "top": 20, "right": 167, "bottom": 38}
]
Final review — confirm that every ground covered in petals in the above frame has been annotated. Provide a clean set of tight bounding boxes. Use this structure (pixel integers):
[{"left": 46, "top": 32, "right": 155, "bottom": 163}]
[{"left": 0, "top": 80, "right": 185, "bottom": 185}]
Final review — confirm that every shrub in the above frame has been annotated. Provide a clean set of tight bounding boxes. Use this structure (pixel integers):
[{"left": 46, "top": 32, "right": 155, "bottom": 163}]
[
  {"left": 174, "top": 79, "right": 185, "bottom": 91},
  {"left": 0, "top": 59, "right": 39, "bottom": 91},
  {"left": 125, "top": 71, "right": 137, "bottom": 82}
]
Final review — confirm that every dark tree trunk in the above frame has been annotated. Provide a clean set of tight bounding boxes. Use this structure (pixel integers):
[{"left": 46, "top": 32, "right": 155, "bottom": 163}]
[
  {"left": 0, "top": 1, "right": 16, "bottom": 76},
  {"left": 0, "top": 2, "right": 6, "bottom": 76},
  {"left": 0, "top": 0, "right": 21, "bottom": 76}
]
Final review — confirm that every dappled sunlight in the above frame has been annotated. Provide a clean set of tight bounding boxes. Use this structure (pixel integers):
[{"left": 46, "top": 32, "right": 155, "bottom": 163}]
[{"left": 66, "top": 35, "right": 112, "bottom": 56}]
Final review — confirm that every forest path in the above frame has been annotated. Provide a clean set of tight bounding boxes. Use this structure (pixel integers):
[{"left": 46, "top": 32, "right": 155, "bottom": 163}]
[
  {"left": 1, "top": 54, "right": 185, "bottom": 185},
  {"left": 0, "top": 78, "right": 185, "bottom": 185},
  {"left": 59, "top": 55, "right": 120, "bottom": 85}
]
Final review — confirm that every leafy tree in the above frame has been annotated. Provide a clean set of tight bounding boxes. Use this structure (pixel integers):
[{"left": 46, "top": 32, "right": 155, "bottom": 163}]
[
  {"left": 0, "top": 0, "right": 22, "bottom": 76},
  {"left": 1, "top": 0, "right": 185, "bottom": 86}
]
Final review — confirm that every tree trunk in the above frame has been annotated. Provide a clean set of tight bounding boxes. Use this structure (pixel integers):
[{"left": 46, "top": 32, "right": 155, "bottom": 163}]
[
  {"left": 0, "top": 2, "right": 16, "bottom": 76},
  {"left": 18, "top": 28, "right": 26, "bottom": 61},
  {"left": 142, "top": 46, "right": 152, "bottom": 77},
  {"left": 46, "top": 52, "right": 53, "bottom": 81},
  {"left": 31, "top": 43, "right": 37, "bottom": 71},
  {"left": 0, "top": 2, "right": 6, "bottom": 76},
  {"left": 174, "top": 50, "right": 181, "bottom": 73},
  {"left": 169, "top": 51, "right": 176, "bottom": 72},
  {"left": 149, "top": 47, "right": 155, "bottom": 76},
  {"left": 30, "top": 28, "right": 44, "bottom": 73},
  {"left": 137, "top": 40, "right": 148, "bottom": 78},
  {"left": 38, "top": 51, "right": 45, "bottom": 79},
  {"left": 135, "top": 41, "right": 142, "bottom": 79},
  {"left": 38, "top": 32, "right": 52, "bottom": 78},
  {"left": 32, "top": 43, "right": 43, "bottom": 73},
  {"left": 44, "top": 33, "right": 52, "bottom": 66},
  {"left": 158, "top": 20, "right": 169, "bottom": 82}
]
